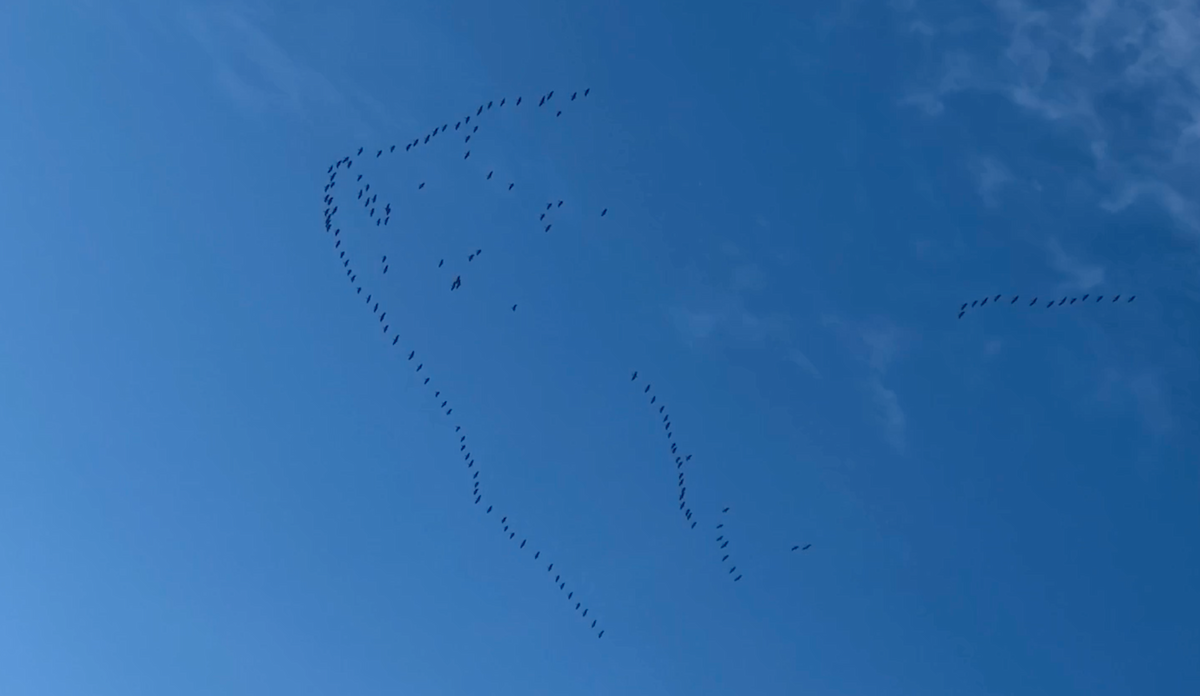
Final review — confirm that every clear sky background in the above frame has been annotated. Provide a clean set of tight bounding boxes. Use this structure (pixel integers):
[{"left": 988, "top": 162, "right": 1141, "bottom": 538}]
[{"left": 2, "top": 0, "right": 1198, "bottom": 694}]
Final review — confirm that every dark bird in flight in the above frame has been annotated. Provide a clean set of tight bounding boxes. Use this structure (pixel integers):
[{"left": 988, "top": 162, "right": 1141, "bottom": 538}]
[
  {"left": 477, "top": 106, "right": 483, "bottom": 115},
  {"left": 729, "top": 567, "right": 737, "bottom": 574},
  {"left": 439, "top": 259, "right": 444, "bottom": 267},
  {"left": 557, "top": 111, "right": 562, "bottom": 117},
  {"left": 455, "top": 122, "right": 460, "bottom": 130},
  {"left": 540, "top": 213, "right": 546, "bottom": 220},
  {"left": 584, "top": 88, "right": 590, "bottom": 96},
  {"left": 981, "top": 297, "right": 988, "bottom": 306},
  {"left": 516, "top": 97, "right": 522, "bottom": 105},
  {"left": 417, "top": 364, "right": 423, "bottom": 372},
  {"left": 406, "top": 143, "right": 412, "bottom": 151},
  {"left": 723, "top": 507, "right": 730, "bottom": 513},
  {"left": 631, "top": 371, "right": 638, "bottom": 380},
  {"left": 722, "top": 555, "right": 729, "bottom": 561},
  {"left": 377, "top": 150, "right": 382, "bottom": 157},
  {"left": 1070, "top": 298, "right": 1076, "bottom": 304},
  {"left": 720, "top": 541, "right": 729, "bottom": 549},
  {"left": 598, "top": 631, "right": 604, "bottom": 638},
  {"left": 464, "top": 151, "right": 470, "bottom": 159},
  {"left": 419, "top": 182, "right": 425, "bottom": 189},
  {"left": 972, "top": 300, "right": 978, "bottom": 307},
  {"left": 1047, "top": 300, "right": 1054, "bottom": 307},
  {"left": 1082, "top": 294, "right": 1089, "bottom": 301},
  {"left": 534, "top": 551, "right": 540, "bottom": 559},
  {"left": 357, "top": 147, "right": 363, "bottom": 155},
  {"left": 1128, "top": 295, "right": 1135, "bottom": 302},
  {"left": 487, "top": 506, "right": 492, "bottom": 513},
  {"left": 733, "top": 576, "right": 741, "bottom": 582},
  {"left": 958, "top": 311, "right": 965, "bottom": 319},
  {"left": 572, "top": 92, "right": 577, "bottom": 100},
  {"left": 539, "top": 96, "right": 545, "bottom": 106},
  {"left": 392, "top": 336, "right": 398, "bottom": 345},
  {"left": 487, "top": 170, "right": 493, "bottom": 179},
  {"left": 409, "top": 351, "right": 415, "bottom": 360},
  {"left": 509, "top": 183, "right": 514, "bottom": 190},
  {"left": 424, "top": 135, "right": 430, "bottom": 144},
  {"left": 601, "top": 208, "right": 608, "bottom": 216},
  {"left": 545, "top": 224, "right": 552, "bottom": 232},
  {"left": 548, "top": 90, "right": 554, "bottom": 99},
  {"left": 1030, "top": 297, "right": 1038, "bottom": 306},
  {"left": 451, "top": 276, "right": 462, "bottom": 290},
  {"left": 1011, "top": 296, "right": 1019, "bottom": 304},
  {"left": 512, "top": 304, "right": 518, "bottom": 311},
  {"left": 1059, "top": 298, "right": 1067, "bottom": 305},
  {"left": 994, "top": 294, "right": 1002, "bottom": 302},
  {"left": 645, "top": 385, "right": 651, "bottom": 393},
  {"left": 390, "top": 145, "right": 395, "bottom": 152}
]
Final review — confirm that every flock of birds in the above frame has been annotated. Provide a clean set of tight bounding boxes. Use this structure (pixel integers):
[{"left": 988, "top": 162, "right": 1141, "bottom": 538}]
[
  {"left": 317, "top": 86, "right": 951, "bottom": 641},
  {"left": 626, "top": 371, "right": 815, "bottom": 582},
  {"left": 318, "top": 87, "right": 628, "bottom": 639},
  {"left": 317, "top": 87, "right": 1146, "bottom": 639},
  {"left": 957, "top": 293, "right": 1136, "bottom": 319}
]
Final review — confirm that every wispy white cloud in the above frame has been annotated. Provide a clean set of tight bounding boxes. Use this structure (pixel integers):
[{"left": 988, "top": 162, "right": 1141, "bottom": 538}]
[
  {"left": 868, "top": 379, "right": 908, "bottom": 453},
  {"left": 1046, "top": 237, "right": 1106, "bottom": 291},
  {"left": 822, "top": 315, "right": 912, "bottom": 454},
  {"left": 896, "top": 0, "right": 1200, "bottom": 242},
  {"left": 975, "top": 157, "right": 1013, "bottom": 207},
  {"left": 789, "top": 349, "right": 822, "bottom": 379},
  {"left": 179, "top": 2, "right": 344, "bottom": 118}
]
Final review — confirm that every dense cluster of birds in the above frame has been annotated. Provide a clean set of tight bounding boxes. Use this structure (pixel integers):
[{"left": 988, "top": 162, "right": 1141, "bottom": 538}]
[
  {"left": 957, "top": 293, "right": 1137, "bottom": 319},
  {"left": 319, "top": 88, "right": 613, "bottom": 639},
  {"left": 322, "top": 87, "right": 608, "bottom": 309}
]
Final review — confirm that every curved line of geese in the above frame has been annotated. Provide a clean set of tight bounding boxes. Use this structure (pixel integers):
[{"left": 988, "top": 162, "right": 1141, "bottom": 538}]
[
  {"left": 318, "top": 87, "right": 607, "bottom": 640},
  {"left": 956, "top": 293, "right": 1137, "bottom": 319},
  {"left": 322, "top": 86, "right": 608, "bottom": 306},
  {"left": 629, "top": 372, "right": 815, "bottom": 581}
]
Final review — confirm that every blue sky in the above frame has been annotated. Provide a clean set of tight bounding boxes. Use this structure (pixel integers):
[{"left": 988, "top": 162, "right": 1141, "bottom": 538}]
[{"left": 2, "top": 0, "right": 1198, "bottom": 694}]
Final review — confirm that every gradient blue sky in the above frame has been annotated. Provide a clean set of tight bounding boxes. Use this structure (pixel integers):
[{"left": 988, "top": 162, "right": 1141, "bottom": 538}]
[{"left": 2, "top": 0, "right": 1198, "bottom": 694}]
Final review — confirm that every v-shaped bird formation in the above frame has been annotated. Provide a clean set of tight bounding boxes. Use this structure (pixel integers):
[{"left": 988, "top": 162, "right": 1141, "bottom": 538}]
[
  {"left": 321, "top": 87, "right": 607, "bottom": 639},
  {"left": 956, "top": 292, "right": 1137, "bottom": 320}
]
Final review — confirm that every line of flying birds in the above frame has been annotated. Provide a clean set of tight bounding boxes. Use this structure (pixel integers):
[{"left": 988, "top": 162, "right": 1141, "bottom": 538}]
[
  {"left": 318, "top": 88, "right": 616, "bottom": 639},
  {"left": 957, "top": 293, "right": 1136, "bottom": 319},
  {"left": 630, "top": 370, "right": 813, "bottom": 581}
]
